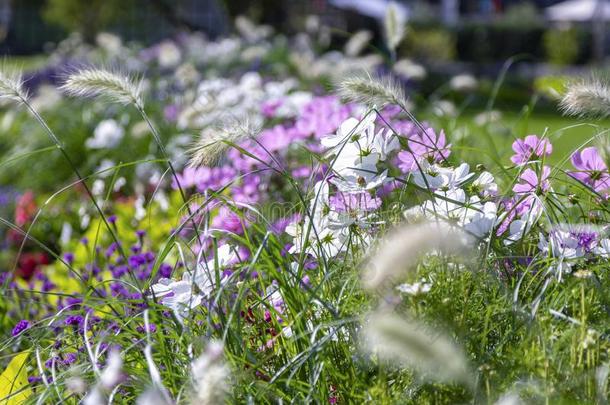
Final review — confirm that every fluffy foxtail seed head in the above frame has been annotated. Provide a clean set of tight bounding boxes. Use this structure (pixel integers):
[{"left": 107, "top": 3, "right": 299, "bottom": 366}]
[
  {"left": 363, "top": 311, "right": 472, "bottom": 386},
  {"left": 191, "top": 341, "right": 230, "bottom": 405},
  {"left": 61, "top": 67, "right": 144, "bottom": 108},
  {"left": 0, "top": 67, "right": 28, "bottom": 103},
  {"left": 560, "top": 76, "right": 610, "bottom": 118},
  {"left": 344, "top": 30, "right": 373, "bottom": 57},
  {"left": 362, "top": 221, "right": 471, "bottom": 291},
  {"left": 188, "top": 116, "right": 260, "bottom": 168},
  {"left": 337, "top": 71, "right": 408, "bottom": 110},
  {"left": 384, "top": 2, "right": 406, "bottom": 53}
]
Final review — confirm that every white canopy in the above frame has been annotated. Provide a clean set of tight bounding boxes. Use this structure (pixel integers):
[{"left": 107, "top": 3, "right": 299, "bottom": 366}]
[
  {"left": 546, "top": 0, "right": 610, "bottom": 22},
  {"left": 329, "top": 0, "right": 409, "bottom": 20}
]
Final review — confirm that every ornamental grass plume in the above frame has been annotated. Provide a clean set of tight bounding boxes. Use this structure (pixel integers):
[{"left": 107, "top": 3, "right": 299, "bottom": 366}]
[
  {"left": 190, "top": 341, "right": 231, "bottom": 405},
  {"left": 362, "top": 221, "right": 471, "bottom": 291},
  {"left": 362, "top": 311, "right": 472, "bottom": 385},
  {"left": 337, "top": 71, "right": 408, "bottom": 110},
  {"left": 188, "top": 116, "right": 261, "bottom": 168},
  {"left": 0, "top": 66, "right": 28, "bottom": 103},
  {"left": 61, "top": 67, "right": 144, "bottom": 108},
  {"left": 344, "top": 30, "right": 373, "bottom": 57},
  {"left": 560, "top": 76, "right": 610, "bottom": 118},
  {"left": 384, "top": 2, "right": 406, "bottom": 54}
]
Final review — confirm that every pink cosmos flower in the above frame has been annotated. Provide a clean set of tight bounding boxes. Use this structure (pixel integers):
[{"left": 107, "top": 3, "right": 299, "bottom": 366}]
[
  {"left": 329, "top": 192, "right": 382, "bottom": 212},
  {"left": 513, "top": 166, "right": 551, "bottom": 194},
  {"left": 510, "top": 135, "right": 552, "bottom": 165},
  {"left": 569, "top": 147, "right": 610, "bottom": 193},
  {"left": 397, "top": 128, "right": 451, "bottom": 173},
  {"left": 294, "top": 96, "right": 353, "bottom": 139}
]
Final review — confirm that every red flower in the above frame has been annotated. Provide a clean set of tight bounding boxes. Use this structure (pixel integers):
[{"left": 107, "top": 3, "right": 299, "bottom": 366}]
[
  {"left": 15, "top": 191, "right": 37, "bottom": 227},
  {"left": 17, "top": 252, "right": 50, "bottom": 280}
]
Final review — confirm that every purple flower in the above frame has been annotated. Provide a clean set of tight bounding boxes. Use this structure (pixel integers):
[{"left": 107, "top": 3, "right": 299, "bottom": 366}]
[
  {"left": 569, "top": 147, "right": 610, "bottom": 193},
  {"left": 575, "top": 230, "right": 598, "bottom": 252},
  {"left": 397, "top": 128, "right": 451, "bottom": 172},
  {"left": 65, "top": 315, "right": 83, "bottom": 327},
  {"left": 63, "top": 252, "right": 74, "bottom": 264},
  {"left": 159, "top": 263, "right": 173, "bottom": 278},
  {"left": 329, "top": 192, "right": 382, "bottom": 212},
  {"left": 28, "top": 376, "right": 43, "bottom": 384},
  {"left": 513, "top": 166, "right": 551, "bottom": 195},
  {"left": 510, "top": 135, "right": 552, "bottom": 165},
  {"left": 63, "top": 352, "right": 78, "bottom": 365},
  {"left": 136, "top": 323, "right": 157, "bottom": 334},
  {"left": 11, "top": 320, "right": 29, "bottom": 336},
  {"left": 294, "top": 96, "right": 353, "bottom": 139}
]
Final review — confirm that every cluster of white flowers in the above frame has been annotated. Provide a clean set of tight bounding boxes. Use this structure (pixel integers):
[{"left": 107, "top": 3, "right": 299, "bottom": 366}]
[
  {"left": 407, "top": 161, "right": 499, "bottom": 240},
  {"left": 287, "top": 113, "right": 397, "bottom": 260},
  {"left": 322, "top": 113, "right": 398, "bottom": 193},
  {"left": 177, "top": 72, "right": 311, "bottom": 130},
  {"left": 86, "top": 119, "right": 125, "bottom": 149}
]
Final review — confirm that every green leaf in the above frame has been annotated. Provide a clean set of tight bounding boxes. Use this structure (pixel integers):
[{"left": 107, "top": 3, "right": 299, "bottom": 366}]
[{"left": 0, "top": 352, "right": 31, "bottom": 405}]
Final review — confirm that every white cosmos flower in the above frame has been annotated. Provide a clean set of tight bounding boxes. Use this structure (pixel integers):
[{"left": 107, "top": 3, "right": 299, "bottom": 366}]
[
  {"left": 412, "top": 163, "right": 474, "bottom": 191},
  {"left": 464, "top": 201, "right": 497, "bottom": 238},
  {"left": 157, "top": 40, "right": 182, "bottom": 68},
  {"left": 151, "top": 277, "right": 203, "bottom": 322},
  {"left": 396, "top": 280, "right": 432, "bottom": 296},
  {"left": 192, "top": 244, "right": 238, "bottom": 296},
  {"left": 538, "top": 230, "right": 584, "bottom": 261},
  {"left": 315, "top": 227, "right": 350, "bottom": 258},
  {"left": 151, "top": 244, "right": 237, "bottom": 321},
  {"left": 472, "top": 171, "right": 498, "bottom": 197},
  {"left": 503, "top": 202, "right": 543, "bottom": 245},
  {"left": 287, "top": 181, "right": 332, "bottom": 254},
  {"left": 86, "top": 119, "right": 124, "bottom": 149},
  {"left": 330, "top": 153, "right": 389, "bottom": 193},
  {"left": 422, "top": 189, "right": 496, "bottom": 238},
  {"left": 322, "top": 114, "right": 398, "bottom": 161},
  {"left": 321, "top": 114, "right": 376, "bottom": 149},
  {"left": 330, "top": 167, "right": 388, "bottom": 193},
  {"left": 594, "top": 239, "right": 610, "bottom": 258}
]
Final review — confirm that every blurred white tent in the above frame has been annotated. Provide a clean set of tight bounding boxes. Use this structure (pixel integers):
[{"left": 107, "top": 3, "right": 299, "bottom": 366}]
[
  {"left": 546, "top": 0, "right": 610, "bottom": 22},
  {"left": 546, "top": 0, "right": 610, "bottom": 61},
  {"left": 329, "top": 0, "right": 409, "bottom": 20}
]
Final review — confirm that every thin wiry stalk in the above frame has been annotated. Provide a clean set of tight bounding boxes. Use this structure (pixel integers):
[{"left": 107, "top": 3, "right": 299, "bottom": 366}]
[
  {"left": 136, "top": 106, "right": 204, "bottom": 244},
  {"left": 15, "top": 94, "right": 142, "bottom": 296},
  {"left": 61, "top": 67, "right": 202, "bottom": 244}
]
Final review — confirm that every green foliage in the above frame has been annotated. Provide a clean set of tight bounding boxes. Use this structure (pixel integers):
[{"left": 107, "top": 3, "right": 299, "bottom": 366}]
[
  {"left": 42, "top": 0, "right": 131, "bottom": 42},
  {"left": 402, "top": 26, "right": 455, "bottom": 62},
  {"left": 544, "top": 27, "right": 581, "bottom": 66}
]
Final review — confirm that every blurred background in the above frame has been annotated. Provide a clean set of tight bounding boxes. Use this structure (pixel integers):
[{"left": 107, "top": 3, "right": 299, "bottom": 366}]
[
  {"left": 1, "top": 0, "right": 607, "bottom": 64},
  {"left": 1, "top": 1, "right": 608, "bottom": 89}
]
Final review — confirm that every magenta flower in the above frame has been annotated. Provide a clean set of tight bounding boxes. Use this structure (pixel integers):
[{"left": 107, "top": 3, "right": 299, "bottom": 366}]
[
  {"left": 513, "top": 166, "right": 551, "bottom": 194},
  {"left": 329, "top": 192, "right": 382, "bottom": 212},
  {"left": 294, "top": 96, "right": 353, "bottom": 139},
  {"left": 510, "top": 135, "right": 552, "bottom": 165},
  {"left": 397, "top": 128, "right": 451, "bottom": 172},
  {"left": 569, "top": 147, "right": 610, "bottom": 193}
]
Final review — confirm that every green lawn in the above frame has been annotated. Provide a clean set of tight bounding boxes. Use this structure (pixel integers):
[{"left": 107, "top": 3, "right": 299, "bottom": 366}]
[{"left": 451, "top": 110, "right": 610, "bottom": 169}]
